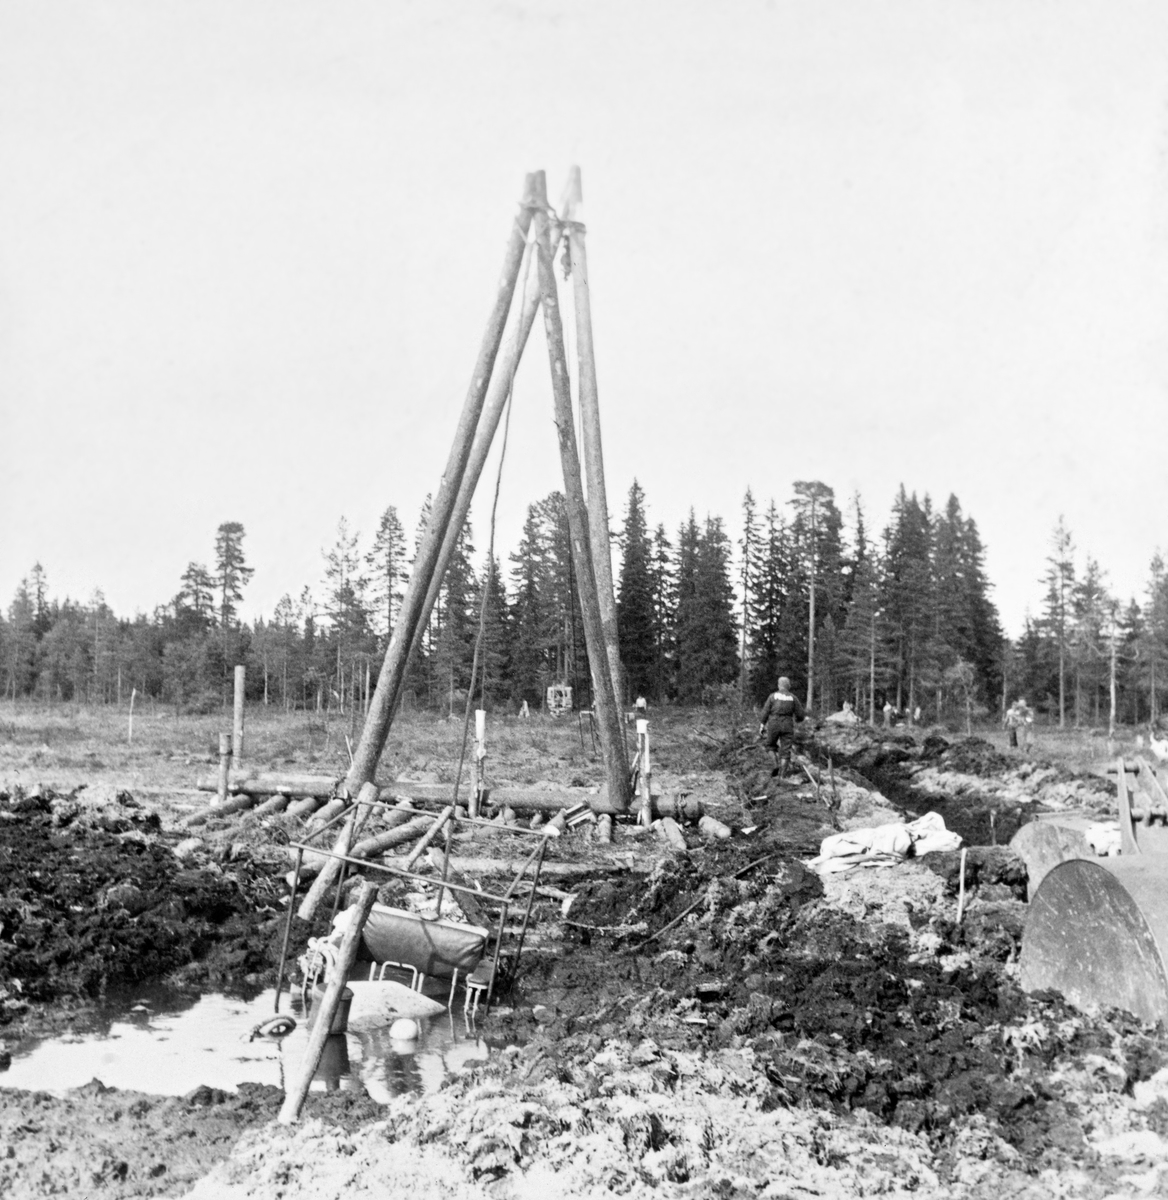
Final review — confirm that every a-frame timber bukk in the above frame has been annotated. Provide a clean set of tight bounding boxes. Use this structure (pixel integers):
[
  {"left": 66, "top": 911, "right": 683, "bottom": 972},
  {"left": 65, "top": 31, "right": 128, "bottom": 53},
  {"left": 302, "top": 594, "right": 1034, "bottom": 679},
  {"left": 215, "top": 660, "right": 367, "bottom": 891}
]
[
  {"left": 346, "top": 169, "right": 631, "bottom": 815},
  {"left": 274, "top": 170, "right": 633, "bottom": 1124}
]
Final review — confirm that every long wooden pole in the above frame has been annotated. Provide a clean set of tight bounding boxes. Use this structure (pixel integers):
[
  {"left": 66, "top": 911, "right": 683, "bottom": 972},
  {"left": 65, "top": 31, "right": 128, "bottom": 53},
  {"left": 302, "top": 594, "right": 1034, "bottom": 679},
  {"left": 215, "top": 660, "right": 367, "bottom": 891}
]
[
  {"left": 345, "top": 175, "right": 537, "bottom": 795},
  {"left": 196, "top": 771, "right": 648, "bottom": 814},
  {"left": 278, "top": 879, "right": 377, "bottom": 1124},
  {"left": 407, "top": 206, "right": 547, "bottom": 669},
  {"left": 297, "top": 781, "right": 378, "bottom": 922},
  {"left": 562, "top": 166, "right": 624, "bottom": 708},
  {"left": 531, "top": 172, "right": 630, "bottom": 812}
]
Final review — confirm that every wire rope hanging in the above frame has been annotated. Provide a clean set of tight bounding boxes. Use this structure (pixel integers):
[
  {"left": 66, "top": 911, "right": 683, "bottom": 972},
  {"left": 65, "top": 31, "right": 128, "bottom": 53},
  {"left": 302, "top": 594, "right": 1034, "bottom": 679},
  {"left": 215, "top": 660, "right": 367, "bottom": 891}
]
[{"left": 448, "top": 230, "right": 540, "bottom": 811}]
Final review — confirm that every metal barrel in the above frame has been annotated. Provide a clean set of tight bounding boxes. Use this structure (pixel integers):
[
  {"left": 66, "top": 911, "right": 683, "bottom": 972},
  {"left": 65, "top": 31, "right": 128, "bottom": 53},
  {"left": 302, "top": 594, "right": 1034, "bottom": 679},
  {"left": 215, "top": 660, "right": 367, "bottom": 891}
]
[{"left": 1020, "top": 853, "right": 1168, "bottom": 1024}]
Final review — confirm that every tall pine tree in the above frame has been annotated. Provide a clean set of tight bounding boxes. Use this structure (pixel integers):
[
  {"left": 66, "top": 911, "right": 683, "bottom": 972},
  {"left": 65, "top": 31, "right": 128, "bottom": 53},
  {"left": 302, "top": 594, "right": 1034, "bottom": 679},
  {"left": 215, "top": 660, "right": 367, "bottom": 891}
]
[{"left": 616, "top": 481, "right": 656, "bottom": 700}]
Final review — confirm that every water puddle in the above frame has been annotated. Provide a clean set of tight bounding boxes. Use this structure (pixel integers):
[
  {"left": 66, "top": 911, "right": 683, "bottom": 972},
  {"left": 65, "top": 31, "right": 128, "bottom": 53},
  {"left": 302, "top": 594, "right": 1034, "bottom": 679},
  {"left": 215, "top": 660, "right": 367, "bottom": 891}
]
[{"left": 2, "top": 983, "right": 491, "bottom": 1103}]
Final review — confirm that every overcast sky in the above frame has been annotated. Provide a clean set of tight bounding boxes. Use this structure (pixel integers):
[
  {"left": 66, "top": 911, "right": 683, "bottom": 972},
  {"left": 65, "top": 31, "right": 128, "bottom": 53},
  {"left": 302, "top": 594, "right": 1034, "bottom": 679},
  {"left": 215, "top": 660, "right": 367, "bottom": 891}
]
[{"left": 3, "top": 1, "right": 1167, "bottom": 637}]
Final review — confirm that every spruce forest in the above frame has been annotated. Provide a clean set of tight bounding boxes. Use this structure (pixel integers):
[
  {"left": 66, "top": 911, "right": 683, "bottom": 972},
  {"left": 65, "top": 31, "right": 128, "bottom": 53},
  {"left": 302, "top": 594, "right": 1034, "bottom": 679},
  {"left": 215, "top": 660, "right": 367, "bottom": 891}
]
[{"left": 3, "top": 482, "right": 1165, "bottom": 729}]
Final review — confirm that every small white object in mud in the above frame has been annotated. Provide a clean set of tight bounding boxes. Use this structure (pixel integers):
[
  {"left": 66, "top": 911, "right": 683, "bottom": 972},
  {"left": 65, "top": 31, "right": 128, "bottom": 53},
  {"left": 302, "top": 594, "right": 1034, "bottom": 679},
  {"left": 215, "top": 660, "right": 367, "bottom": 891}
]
[{"left": 389, "top": 1017, "right": 419, "bottom": 1041}]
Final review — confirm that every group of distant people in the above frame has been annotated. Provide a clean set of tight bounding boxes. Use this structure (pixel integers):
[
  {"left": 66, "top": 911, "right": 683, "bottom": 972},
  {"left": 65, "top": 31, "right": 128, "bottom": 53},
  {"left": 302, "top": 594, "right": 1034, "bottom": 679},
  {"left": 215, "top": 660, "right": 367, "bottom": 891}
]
[{"left": 754, "top": 671, "right": 1038, "bottom": 765}]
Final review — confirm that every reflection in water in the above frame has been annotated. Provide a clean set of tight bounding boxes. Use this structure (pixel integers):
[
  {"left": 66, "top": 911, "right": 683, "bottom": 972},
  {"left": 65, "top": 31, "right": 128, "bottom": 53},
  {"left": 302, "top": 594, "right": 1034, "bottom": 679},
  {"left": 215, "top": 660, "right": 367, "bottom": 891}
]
[
  {"left": 312, "top": 1034, "right": 354, "bottom": 1093},
  {"left": 4, "top": 986, "right": 490, "bottom": 1103}
]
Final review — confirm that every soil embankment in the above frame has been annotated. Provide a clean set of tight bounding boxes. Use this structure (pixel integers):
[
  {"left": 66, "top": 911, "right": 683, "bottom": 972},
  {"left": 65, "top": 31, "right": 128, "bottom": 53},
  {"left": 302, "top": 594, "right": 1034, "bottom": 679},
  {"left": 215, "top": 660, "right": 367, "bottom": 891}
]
[{"left": 0, "top": 783, "right": 290, "bottom": 1020}]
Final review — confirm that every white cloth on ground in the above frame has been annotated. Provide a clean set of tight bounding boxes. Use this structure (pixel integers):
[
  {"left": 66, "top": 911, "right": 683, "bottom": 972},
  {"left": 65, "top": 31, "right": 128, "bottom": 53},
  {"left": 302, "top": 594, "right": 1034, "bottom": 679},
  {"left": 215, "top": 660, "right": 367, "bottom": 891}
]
[
  {"left": 1085, "top": 822, "right": 1122, "bottom": 856},
  {"left": 805, "top": 812, "right": 962, "bottom": 875}
]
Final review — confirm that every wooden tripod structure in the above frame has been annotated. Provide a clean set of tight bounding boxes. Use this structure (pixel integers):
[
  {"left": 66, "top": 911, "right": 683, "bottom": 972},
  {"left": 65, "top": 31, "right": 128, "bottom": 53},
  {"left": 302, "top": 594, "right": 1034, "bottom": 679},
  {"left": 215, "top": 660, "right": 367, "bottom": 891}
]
[{"left": 345, "top": 169, "right": 631, "bottom": 814}]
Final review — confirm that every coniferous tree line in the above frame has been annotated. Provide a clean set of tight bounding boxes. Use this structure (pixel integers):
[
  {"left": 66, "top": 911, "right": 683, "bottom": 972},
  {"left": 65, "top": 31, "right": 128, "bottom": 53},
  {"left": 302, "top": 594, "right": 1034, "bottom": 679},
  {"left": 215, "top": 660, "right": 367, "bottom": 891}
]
[
  {"left": 5, "top": 488, "right": 1160, "bottom": 727},
  {"left": 1012, "top": 516, "right": 1168, "bottom": 732},
  {"left": 617, "top": 481, "right": 1004, "bottom": 723}
]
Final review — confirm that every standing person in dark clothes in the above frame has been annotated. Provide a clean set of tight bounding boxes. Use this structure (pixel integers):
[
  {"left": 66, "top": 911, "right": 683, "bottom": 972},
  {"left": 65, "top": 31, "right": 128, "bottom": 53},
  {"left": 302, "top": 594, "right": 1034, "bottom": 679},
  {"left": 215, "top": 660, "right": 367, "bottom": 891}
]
[{"left": 759, "top": 676, "right": 806, "bottom": 782}]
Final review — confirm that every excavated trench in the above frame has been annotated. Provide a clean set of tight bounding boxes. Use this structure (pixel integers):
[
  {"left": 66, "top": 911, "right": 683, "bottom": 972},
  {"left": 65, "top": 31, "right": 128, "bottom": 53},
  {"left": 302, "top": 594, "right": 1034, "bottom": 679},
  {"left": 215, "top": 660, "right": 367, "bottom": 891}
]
[{"left": 482, "top": 725, "right": 1144, "bottom": 1163}]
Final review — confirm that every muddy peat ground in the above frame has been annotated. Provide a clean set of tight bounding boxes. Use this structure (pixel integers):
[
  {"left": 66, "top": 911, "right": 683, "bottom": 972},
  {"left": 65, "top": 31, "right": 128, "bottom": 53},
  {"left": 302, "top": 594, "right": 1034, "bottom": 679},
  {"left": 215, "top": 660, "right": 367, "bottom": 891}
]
[{"left": 2, "top": 703, "right": 1167, "bottom": 1198}]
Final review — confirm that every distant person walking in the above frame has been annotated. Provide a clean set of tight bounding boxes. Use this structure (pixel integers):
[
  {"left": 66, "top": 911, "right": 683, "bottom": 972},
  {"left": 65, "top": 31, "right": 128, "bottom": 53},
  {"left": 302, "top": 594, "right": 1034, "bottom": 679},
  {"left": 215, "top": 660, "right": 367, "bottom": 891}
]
[
  {"left": 759, "top": 676, "right": 806, "bottom": 782},
  {"left": 1005, "top": 699, "right": 1034, "bottom": 754},
  {"left": 1004, "top": 702, "right": 1019, "bottom": 748},
  {"left": 1016, "top": 699, "right": 1035, "bottom": 754}
]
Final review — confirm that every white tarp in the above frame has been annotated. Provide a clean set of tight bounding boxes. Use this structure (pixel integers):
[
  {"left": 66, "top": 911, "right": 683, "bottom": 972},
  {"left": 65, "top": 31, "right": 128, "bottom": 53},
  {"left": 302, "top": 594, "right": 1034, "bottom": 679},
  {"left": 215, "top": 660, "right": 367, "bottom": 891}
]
[{"left": 806, "top": 811, "right": 962, "bottom": 875}]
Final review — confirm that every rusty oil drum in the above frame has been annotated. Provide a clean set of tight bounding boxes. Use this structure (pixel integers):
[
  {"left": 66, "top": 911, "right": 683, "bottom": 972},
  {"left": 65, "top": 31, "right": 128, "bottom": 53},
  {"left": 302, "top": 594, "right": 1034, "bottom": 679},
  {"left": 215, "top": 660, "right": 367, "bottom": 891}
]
[{"left": 1020, "top": 853, "right": 1168, "bottom": 1024}]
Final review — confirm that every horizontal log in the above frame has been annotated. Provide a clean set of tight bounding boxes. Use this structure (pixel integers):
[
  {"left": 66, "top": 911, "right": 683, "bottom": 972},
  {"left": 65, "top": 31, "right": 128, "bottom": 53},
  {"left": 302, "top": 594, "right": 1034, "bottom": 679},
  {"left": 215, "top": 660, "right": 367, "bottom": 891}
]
[
  {"left": 196, "top": 771, "right": 361, "bottom": 797},
  {"left": 653, "top": 817, "right": 689, "bottom": 852},
  {"left": 307, "top": 797, "right": 350, "bottom": 831},
  {"left": 184, "top": 791, "right": 256, "bottom": 826},
  {"left": 251, "top": 793, "right": 292, "bottom": 818},
  {"left": 197, "top": 769, "right": 682, "bottom": 817},
  {"left": 698, "top": 814, "right": 732, "bottom": 840},
  {"left": 411, "top": 856, "right": 648, "bottom": 879},
  {"left": 287, "top": 795, "right": 326, "bottom": 820}
]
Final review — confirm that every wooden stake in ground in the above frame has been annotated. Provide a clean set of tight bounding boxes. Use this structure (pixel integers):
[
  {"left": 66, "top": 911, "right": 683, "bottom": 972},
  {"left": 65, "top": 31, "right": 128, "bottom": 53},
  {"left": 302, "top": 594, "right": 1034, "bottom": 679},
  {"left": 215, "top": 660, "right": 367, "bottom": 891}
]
[
  {"left": 956, "top": 847, "right": 969, "bottom": 924},
  {"left": 127, "top": 687, "right": 136, "bottom": 746},
  {"left": 562, "top": 165, "right": 624, "bottom": 707},
  {"left": 232, "top": 666, "right": 246, "bottom": 763},
  {"left": 345, "top": 175, "right": 538, "bottom": 798},
  {"left": 637, "top": 720, "right": 653, "bottom": 826},
  {"left": 531, "top": 171, "right": 630, "bottom": 812},
  {"left": 471, "top": 709, "right": 486, "bottom": 818},
  {"left": 278, "top": 880, "right": 377, "bottom": 1125},
  {"left": 216, "top": 733, "right": 231, "bottom": 808}
]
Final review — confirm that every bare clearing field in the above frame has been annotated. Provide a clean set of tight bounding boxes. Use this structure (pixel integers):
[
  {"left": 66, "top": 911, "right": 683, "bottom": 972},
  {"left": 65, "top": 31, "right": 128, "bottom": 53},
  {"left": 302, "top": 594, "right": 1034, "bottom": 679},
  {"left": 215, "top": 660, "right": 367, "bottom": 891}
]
[{"left": 4, "top": 703, "right": 1168, "bottom": 1198}]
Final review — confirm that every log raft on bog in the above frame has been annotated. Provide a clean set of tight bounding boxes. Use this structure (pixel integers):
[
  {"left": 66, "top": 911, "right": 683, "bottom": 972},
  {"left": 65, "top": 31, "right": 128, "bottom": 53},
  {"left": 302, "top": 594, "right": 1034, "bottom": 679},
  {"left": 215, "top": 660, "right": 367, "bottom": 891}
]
[{"left": 194, "top": 770, "right": 707, "bottom": 819}]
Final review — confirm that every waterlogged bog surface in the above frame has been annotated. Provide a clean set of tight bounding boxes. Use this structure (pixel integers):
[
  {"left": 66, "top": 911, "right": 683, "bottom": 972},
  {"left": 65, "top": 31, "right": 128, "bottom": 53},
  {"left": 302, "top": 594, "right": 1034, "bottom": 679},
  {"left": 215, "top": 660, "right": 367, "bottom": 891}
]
[{"left": 3, "top": 985, "right": 489, "bottom": 1102}]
